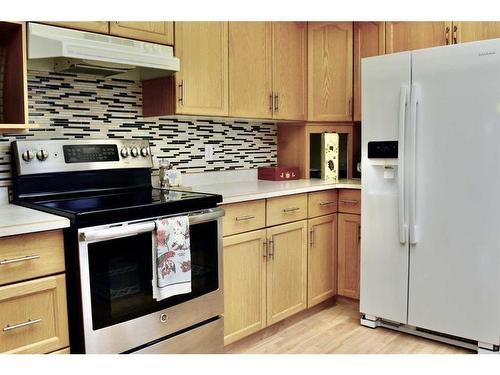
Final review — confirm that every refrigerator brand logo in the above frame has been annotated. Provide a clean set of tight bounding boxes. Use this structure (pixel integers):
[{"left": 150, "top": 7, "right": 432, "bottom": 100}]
[{"left": 478, "top": 51, "right": 496, "bottom": 57}]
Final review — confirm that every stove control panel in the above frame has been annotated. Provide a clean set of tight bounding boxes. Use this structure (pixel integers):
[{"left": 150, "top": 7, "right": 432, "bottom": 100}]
[{"left": 12, "top": 139, "right": 153, "bottom": 175}]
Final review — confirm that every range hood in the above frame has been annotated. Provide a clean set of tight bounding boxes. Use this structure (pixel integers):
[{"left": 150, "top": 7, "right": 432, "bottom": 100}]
[{"left": 27, "top": 23, "right": 180, "bottom": 80}]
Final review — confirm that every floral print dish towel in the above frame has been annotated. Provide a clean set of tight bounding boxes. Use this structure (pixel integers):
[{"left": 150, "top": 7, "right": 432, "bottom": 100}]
[{"left": 152, "top": 215, "right": 191, "bottom": 301}]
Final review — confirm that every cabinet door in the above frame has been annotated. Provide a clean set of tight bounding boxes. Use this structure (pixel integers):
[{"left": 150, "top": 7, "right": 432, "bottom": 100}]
[
  {"left": 385, "top": 22, "right": 452, "bottom": 53},
  {"left": 266, "top": 221, "right": 307, "bottom": 325},
  {"left": 454, "top": 22, "right": 500, "bottom": 43},
  {"left": 272, "top": 22, "right": 307, "bottom": 121},
  {"left": 308, "top": 214, "right": 337, "bottom": 307},
  {"left": 109, "top": 21, "right": 173, "bottom": 45},
  {"left": 308, "top": 22, "right": 353, "bottom": 122},
  {"left": 175, "top": 22, "right": 229, "bottom": 116},
  {"left": 229, "top": 22, "right": 272, "bottom": 119},
  {"left": 42, "top": 21, "right": 109, "bottom": 34},
  {"left": 0, "top": 275, "right": 69, "bottom": 354},
  {"left": 337, "top": 213, "right": 360, "bottom": 299},
  {"left": 223, "top": 230, "right": 267, "bottom": 346},
  {"left": 353, "top": 22, "right": 385, "bottom": 122}
]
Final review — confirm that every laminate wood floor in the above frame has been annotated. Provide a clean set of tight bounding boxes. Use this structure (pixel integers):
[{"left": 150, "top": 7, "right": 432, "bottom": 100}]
[{"left": 225, "top": 299, "right": 472, "bottom": 354}]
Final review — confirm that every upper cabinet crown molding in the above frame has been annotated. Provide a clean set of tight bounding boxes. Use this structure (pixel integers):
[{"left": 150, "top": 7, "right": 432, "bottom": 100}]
[{"left": 307, "top": 22, "right": 353, "bottom": 122}]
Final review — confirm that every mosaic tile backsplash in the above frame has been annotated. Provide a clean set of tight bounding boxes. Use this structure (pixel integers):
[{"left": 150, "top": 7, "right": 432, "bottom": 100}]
[{"left": 0, "top": 71, "right": 277, "bottom": 186}]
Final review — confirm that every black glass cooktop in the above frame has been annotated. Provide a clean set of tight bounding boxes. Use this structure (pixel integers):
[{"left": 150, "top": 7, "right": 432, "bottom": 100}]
[{"left": 16, "top": 188, "right": 222, "bottom": 228}]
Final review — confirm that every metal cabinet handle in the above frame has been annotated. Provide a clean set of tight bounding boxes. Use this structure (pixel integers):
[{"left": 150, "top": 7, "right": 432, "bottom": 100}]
[
  {"left": 263, "top": 239, "right": 268, "bottom": 260},
  {"left": 274, "top": 93, "right": 279, "bottom": 112},
  {"left": 268, "top": 238, "right": 274, "bottom": 260},
  {"left": 310, "top": 226, "right": 316, "bottom": 248},
  {"left": 453, "top": 25, "right": 458, "bottom": 44},
  {"left": 235, "top": 215, "right": 255, "bottom": 221},
  {"left": 339, "top": 199, "right": 359, "bottom": 205},
  {"left": 282, "top": 207, "right": 300, "bottom": 213},
  {"left": 269, "top": 92, "right": 274, "bottom": 112},
  {"left": 358, "top": 224, "right": 361, "bottom": 241},
  {"left": 319, "top": 200, "right": 337, "bottom": 206},
  {"left": 0, "top": 254, "right": 40, "bottom": 265},
  {"left": 178, "top": 80, "right": 184, "bottom": 104},
  {"left": 3, "top": 318, "right": 42, "bottom": 332},
  {"left": 445, "top": 26, "right": 450, "bottom": 45},
  {"left": 348, "top": 97, "right": 353, "bottom": 117}
]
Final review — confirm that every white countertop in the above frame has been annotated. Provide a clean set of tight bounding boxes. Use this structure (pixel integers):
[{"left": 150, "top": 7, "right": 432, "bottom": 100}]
[
  {"left": 0, "top": 204, "right": 71, "bottom": 238},
  {"left": 190, "top": 178, "right": 361, "bottom": 204}
]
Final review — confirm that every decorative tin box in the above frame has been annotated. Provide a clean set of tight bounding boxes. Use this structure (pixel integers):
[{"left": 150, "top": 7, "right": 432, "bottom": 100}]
[{"left": 258, "top": 166, "right": 300, "bottom": 181}]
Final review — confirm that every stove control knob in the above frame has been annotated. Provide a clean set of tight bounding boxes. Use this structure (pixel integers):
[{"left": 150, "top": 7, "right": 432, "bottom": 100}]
[
  {"left": 120, "top": 148, "right": 129, "bottom": 158},
  {"left": 22, "top": 150, "right": 35, "bottom": 162},
  {"left": 140, "top": 147, "right": 149, "bottom": 157},
  {"left": 131, "top": 147, "right": 139, "bottom": 157},
  {"left": 36, "top": 150, "right": 49, "bottom": 161}
]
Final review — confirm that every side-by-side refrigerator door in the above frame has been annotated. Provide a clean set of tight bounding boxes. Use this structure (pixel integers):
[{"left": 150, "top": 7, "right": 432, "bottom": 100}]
[
  {"left": 408, "top": 40, "right": 500, "bottom": 345},
  {"left": 360, "top": 52, "right": 411, "bottom": 324}
]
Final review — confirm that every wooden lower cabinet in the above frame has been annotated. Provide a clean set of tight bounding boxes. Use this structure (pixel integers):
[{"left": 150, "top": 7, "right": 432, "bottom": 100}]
[
  {"left": 223, "top": 230, "right": 267, "bottom": 346},
  {"left": 266, "top": 220, "right": 308, "bottom": 325},
  {"left": 337, "top": 213, "right": 361, "bottom": 299},
  {"left": 223, "top": 220, "right": 308, "bottom": 344},
  {"left": 0, "top": 274, "right": 69, "bottom": 354},
  {"left": 307, "top": 214, "right": 337, "bottom": 307}
]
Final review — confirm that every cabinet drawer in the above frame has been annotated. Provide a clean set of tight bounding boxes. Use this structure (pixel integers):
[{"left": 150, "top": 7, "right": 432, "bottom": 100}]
[
  {"left": 222, "top": 200, "right": 266, "bottom": 236},
  {"left": 308, "top": 190, "right": 338, "bottom": 218},
  {"left": 0, "top": 230, "right": 65, "bottom": 286},
  {"left": 0, "top": 274, "right": 69, "bottom": 354},
  {"left": 266, "top": 193, "right": 307, "bottom": 227},
  {"left": 338, "top": 189, "right": 361, "bottom": 214}
]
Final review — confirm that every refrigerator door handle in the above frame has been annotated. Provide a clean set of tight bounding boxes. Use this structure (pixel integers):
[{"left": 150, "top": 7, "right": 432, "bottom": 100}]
[
  {"left": 409, "top": 83, "right": 421, "bottom": 245},
  {"left": 398, "top": 85, "right": 409, "bottom": 244}
]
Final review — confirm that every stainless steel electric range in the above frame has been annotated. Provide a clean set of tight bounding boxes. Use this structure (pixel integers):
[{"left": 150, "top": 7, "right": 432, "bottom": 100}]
[{"left": 11, "top": 139, "right": 224, "bottom": 354}]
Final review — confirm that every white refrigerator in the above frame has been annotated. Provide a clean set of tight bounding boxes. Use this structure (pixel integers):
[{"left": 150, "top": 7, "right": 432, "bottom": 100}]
[{"left": 360, "top": 38, "right": 500, "bottom": 352}]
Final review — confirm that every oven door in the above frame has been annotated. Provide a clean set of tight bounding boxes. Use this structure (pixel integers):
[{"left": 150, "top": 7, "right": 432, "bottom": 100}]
[{"left": 77, "top": 207, "right": 224, "bottom": 353}]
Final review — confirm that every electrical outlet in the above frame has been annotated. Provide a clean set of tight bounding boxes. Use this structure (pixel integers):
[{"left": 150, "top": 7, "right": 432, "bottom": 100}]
[{"left": 205, "top": 144, "right": 214, "bottom": 161}]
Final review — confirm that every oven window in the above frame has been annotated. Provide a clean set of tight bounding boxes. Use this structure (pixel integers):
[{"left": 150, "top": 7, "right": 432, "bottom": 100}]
[{"left": 88, "top": 221, "right": 219, "bottom": 330}]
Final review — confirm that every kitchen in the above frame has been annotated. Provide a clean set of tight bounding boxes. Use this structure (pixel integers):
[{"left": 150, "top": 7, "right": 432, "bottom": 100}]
[{"left": 1, "top": 0, "right": 500, "bottom": 372}]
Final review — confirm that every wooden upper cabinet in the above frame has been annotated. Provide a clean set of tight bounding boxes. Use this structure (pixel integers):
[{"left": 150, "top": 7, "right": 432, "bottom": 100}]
[
  {"left": 337, "top": 213, "right": 360, "bottom": 299},
  {"left": 109, "top": 21, "right": 174, "bottom": 45},
  {"left": 228, "top": 22, "right": 307, "bottom": 120},
  {"left": 385, "top": 22, "right": 452, "bottom": 53},
  {"left": 272, "top": 22, "right": 307, "bottom": 121},
  {"left": 229, "top": 22, "right": 272, "bottom": 119},
  {"left": 454, "top": 22, "right": 500, "bottom": 43},
  {"left": 42, "top": 21, "right": 109, "bottom": 34},
  {"left": 174, "top": 22, "right": 229, "bottom": 116},
  {"left": 308, "top": 22, "right": 353, "bottom": 122},
  {"left": 353, "top": 22, "right": 385, "bottom": 122}
]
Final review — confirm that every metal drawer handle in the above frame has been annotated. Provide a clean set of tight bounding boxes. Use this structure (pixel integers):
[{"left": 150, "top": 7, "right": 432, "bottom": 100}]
[
  {"left": 339, "top": 199, "right": 359, "bottom": 205},
  {"left": 282, "top": 207, "right": 300, "bottom": 213},
  {"left": 3, "top": 318, "right": 42, "bottom": 332},
  {"left": 235, "top": 215, "right": 255, "bottom": 221},
  {"left": 0, "top": 254, "right": 40, "bottom": 265},
  {"left": 319, "top": 200, "right": 337, "bottom": 206}
]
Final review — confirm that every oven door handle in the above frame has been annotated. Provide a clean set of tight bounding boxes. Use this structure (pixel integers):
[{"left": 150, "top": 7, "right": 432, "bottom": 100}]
[{"left": 79, "top": 208, "right": 225, "bottom": 242}]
